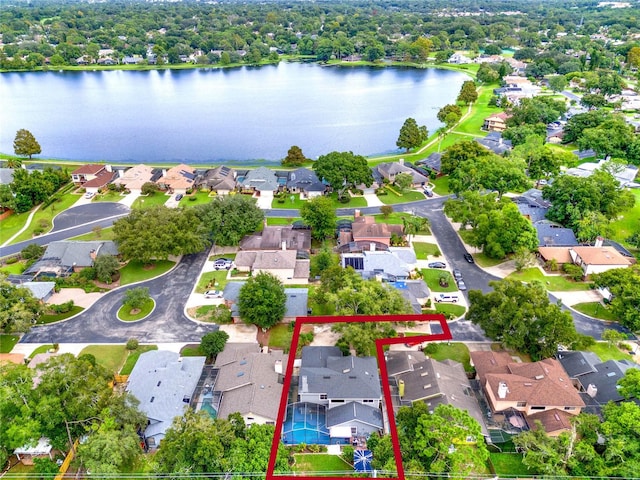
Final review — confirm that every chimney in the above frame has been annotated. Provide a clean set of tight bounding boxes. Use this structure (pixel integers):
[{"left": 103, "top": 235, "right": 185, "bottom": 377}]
[
  {"left": 498, "top": 382, "right": 509, "bottom": 399},
  {"left": 281, "top": 241, "right": 286, "bottom": 251},
  {"left": 274, "top": 359, "right": 282, "bottom": 374},
  {"left": 399, "top": 158, "right": 404, "bottom": 165},
  {"left": 587, "top": 384, "right": 598, "bottom": 398},
  {"left": 354, "top": 209, "right": 361, "bottom": 218},
  {"left": 370, "top": 242, "right": 376, "bottom": 252},
  {"left": 595, "top": 236, "right": 604, "bottom": 248},
  {"left": 105, "top": 164, "right": 112, "bottom": 172}
]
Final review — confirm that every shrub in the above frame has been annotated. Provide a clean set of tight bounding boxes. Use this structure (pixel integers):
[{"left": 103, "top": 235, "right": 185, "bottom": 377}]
[
  {"left": 341, "top": 445, "right": 354, "bottom": 464},
  {"left": 188, "top": 195, "right": 197, "bottom": 201},
  {"left": 563, "top": 263, "right": 584, "bottom": 281},
  {"left": 50, "top": 300, "right": 74, "bottom": 314},
  {"left": 126, "top": 338, "right": 139, "bottom": 351},
  {"left": 21, "top": 243, "right": 45, "bottom": 260},
  {"left": 423, "top": 343, "right": 439, "bottom": 354},
  {"left": 376, "top": 187, "right": 387, "bottom": 195},
  {"left": 5, "top": 256, "right": 18, "bottom": 265},
  {"left": 211, "top": 305, "right": 232, "bottom": 324},
  {"left": 338, "top": 195, "right": 350, "bottom": 204},
  {"left": 79, "top": 267, "right": 97, "bottom": 281}
]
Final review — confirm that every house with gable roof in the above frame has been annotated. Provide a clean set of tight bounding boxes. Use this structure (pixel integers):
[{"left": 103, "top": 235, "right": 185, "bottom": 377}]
[
  {"left": 222, "top": 282, "right": 309, "bottom": 321},
  {"left": 158, "top": 164, "right": 197, "bottom": 193},
  {"left": 114, "top": 164, "right": 162, "bottom": 193},
  {"left": 569, "top": 244, "right": 634, "bottom": 277},
  {"left": 24, "top": 240, "right": 118, "bottom": 278},
  {"left": 285, "top": 167, "right": 326, "bottom": 199},
  {"left": 126, "top": 350, "right": 205, "bottom": 449},
  {"left": 377, "top": 159, "right": 429, "bottom": 187},
  {"left": 482, "top": 112, "right": 511, "bottom": 132},
  {"left": 199, "top": 166, "right": 237, "bottom": 195},
  {"left": 233, "top": 250, "right": 310, "bottom": 284},
  {"left": 70, "top": 164, "right": 117, "bottom": 193}
]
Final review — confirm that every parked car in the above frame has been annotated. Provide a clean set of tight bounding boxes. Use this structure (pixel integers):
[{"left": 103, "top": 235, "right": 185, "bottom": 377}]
[
  {"left": 457, "top": 279, "right": 467, "bottom": 291},
  {"left": 452, "top": 269, "right": 463, "bottom": 280},
  {"left": 423, "top": 188, "right": 434, "bottom": 197},
  {"left": 204, "top": 290, "right": 223, "bottom": 299},
  {"left": 175, "top": 193, "right": 184, "bottom": 201},
  {"left": 427, "top": 261, "right": 446, "bottom": 269},
  {"left": 463, "top": 253, "right": 474, "bottom": 263},
  {"left": 84, "top": 191, "right": 95, "bottom": 199},
  {"left": 436, "top": 293, "right": 459, "bottom": 303},
  {"left": 213, "top": 258, "right": 233, "bottom": 270}
]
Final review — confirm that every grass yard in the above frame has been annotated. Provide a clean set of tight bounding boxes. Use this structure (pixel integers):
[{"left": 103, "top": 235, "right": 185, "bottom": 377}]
[
  {"left": 413, "top": 242, "right": 442, "bottom": 259},
  {"left": 28, "top": 344, "right": 55, "bottom": 357},
  {"left": 93, "top": 190, "right": 125, "bottom": 202},
  {"left": 180, "top": 344, "right": 205, "bottom": 357},
  {"left": 196, "top": 270, "right": 230, "bottom": 293},
  {"left": 453, "top": 85, "right": 501, "bottom": 135},
  {"left": 0, "top": 334, "right": 20, "bottom": 353},
  {"left": 572, "top": 302, "right": 619, "bottom": 322},
  {"left": 430, "top": 175, "right": 450, "bottom": 196},
  {"left": 327, "top": 192, "right": 367, "bottom": 209},
  {"left": 421, "top": 268, "right": 458, "bottom": 292},
  {"left": 378, "top": 188, "right": 427, "bottom": 205},
  {"left": 79, "top": 344, "right": 128, "bottom": 374},
  {"left": 12, "top": 192, "right": 81, "bottom": 244},
  {"left": 179, "top": 191, "right": 215, "bottom": 207},
  {"left": 4, "top": 461, "right": 35, "bottom": 480},
  {"left": 610, "top": 189, "right": 640, "bottom": 246},
  {"left": 434, "top": 303, "right": 467, "bottom": 319},
  {"left": 38, "top": 305, "right": 84, "bottom": 324},
  {"left": 490, "top": 452, "right": 532, "bottom": 477},
  {"left": 506, "top": 267, "right": 592, "bottom": 291},
  {"left": 267, "top": 323, "right": 293, "bottom": 352},
  {"left": 131, "top": 193, "right": 168, "bottom": 209},
  {"left": 0, "top": 260, "right": 26, "bottom": 275},
  {"left": 271, "top": 193, "right": 308, "bottom": 209},
  {"left": 424, "top": 342, "right": 472, "bottom": 371},
  {"left": 0, "top": 210, "right": 32, "bottom": 244},
  {"left": 472, "top": 252, "right": 509, "bottom": 268},
  {"left": 120, "top": 345, "right": 158, "bottom": 375},
  {"left": 119, "top": 260, "right": 175, "bottom": 285},
  {"left": 69, "top": 226, "right": 115, "bottom": 241},
  {"left": 373, "top": 212, "right": 431, "bottom": 234},
  {"left": 587, "top": 342, "right": 634, "bottom": 362},
  {"left": 118, "top": 298, "right": 155, "bottom": 321},
  {"left": 292, "top": 454, "right": 352, "bottom": 473},
  {"left": 267, "top": 217, "right": 302, "bottom": 225}
]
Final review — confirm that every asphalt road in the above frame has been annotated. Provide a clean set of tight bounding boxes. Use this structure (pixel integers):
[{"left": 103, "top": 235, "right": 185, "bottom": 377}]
[{"left": 21, "top": 250, "right": 218, "bottom": 343}]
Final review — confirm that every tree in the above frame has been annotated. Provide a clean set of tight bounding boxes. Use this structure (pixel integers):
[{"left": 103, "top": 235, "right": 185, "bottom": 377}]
[
  {"left": 448, "top": 154, "right": 530, "bottom": 199},
  {"left": 402, "top": 215, "right": 428, "bottom": 244},
  {"left": 300, "top": 195, "right": 337, "bottom": 240},
  {"left": 312, "top": 151, "right": 373, "bottom": 199},
  {"left": 507, "top": 96, "right": 567, "bottom": 126},
  {"left": 200, "top": 330, "right": 229, "bottom": 360},
  {"left": 113, "top": 206, "right": 209, "bottom": 263},
  {"left": 309, "top": 243, "right": 339, "bottom": 278},
  {"left": 476, "top": 62, "right": 500, "bottom": 83},
  {"left": 0, "top": 184, "right": 16, "bottom": 212},
  {"left": 394, "top": 172, "right": 413, "bottom": 192},
  {"left": 577, "top": 115, "right": 636, "bottom": 159},
  {"left": 13, "top": 129, "right": 41, "bottom": 159},
  {"left": 444, "top": 191, "right": 507, "bottom": 230},
  {"left": 602, "top": 328, "right": 627, "bottom": 348},
  {"left": 467, "top": 279, "right": 577, "bottom": 359},
  {"left": 0, "top": 279, "right": 42, "bottom": 333},
  {"left": 408, "top": 37, "right": 432, "bottom": 63},
  {"left": 502, "top": 123, "right": 548, "bottom": 146},
  {"left": 140, "top": 182, "right": 160, "bottom": 195},
  {"left": 380, "top": 205, "right": 393, "bottom": 218},
  {"left": 396, "top": 118, "right": 428, "bottom": 152},
  {"left": 20, "top": 243, "right": 45, "bottom": 261},
  {"left": 547, "top": 74, "right": 568, "bottom": 92},
  {"left": 592, "top": 266, "right": 640, "bottom": 331},
  {"left": 618, "top": 368, "right": 640, "bottom": 400},
  {"left": 456, "top": 80, "right": 478, "bottom": 105},
  {"left": 238, "top": 272, "right": 286, "bottom": 329},
  {"left": 511, "top": 135, "right": 564, "bottom": 182},
  {"left": 562, "top": 110, "right": 609, "bottom": 144},
  {"left": 437, "top": 104, "right": 462, "bottom": 127},
  {"left": 580, "top": 93, "right": 608, "bottom": 109},
  {"left": 440, "top": 139, "right": 492, "bottom": 175},
  {"left": 332, "top": 321, "right": 398, "bottom": 357},
  {"left": 194, "top": 195, "right": 263, "bottom": 247},
  {"left": 575, "top": 211, "right": 612, "bottom": 243},
  {"left": 627, "top": 46, "right": 640, "bottom": 68},
  {"left": 282, "top": 145, "right": 306, "bottom": 167},
  {"left": 123, "top": 287, "right": 150, "bottom": 310},
  {"left": 93, "top": 255, "right": 120, "bottom": 284}
]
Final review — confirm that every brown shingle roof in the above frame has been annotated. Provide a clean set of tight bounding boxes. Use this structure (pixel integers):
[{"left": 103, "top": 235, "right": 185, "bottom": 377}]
[
  {"left": 83, "top": 170, "right": 117, "bottom": 188},
  {"left": 538, "top": 247, "right": 573, "bottom": 264},
  {"left": 571, "top": 246, "right": 632, "bottom": 266},
  {"left": 352, "top": 217, "right": 403, "bottom": 241},
  {"left": 470, "top": 351, "right": 512, "bottom": 384},
  {"left": 71, "top": 164, "right": 105, "bottom": 175},
  {"left": 528, "top": 409, "right": 573, "bottom": 434}
]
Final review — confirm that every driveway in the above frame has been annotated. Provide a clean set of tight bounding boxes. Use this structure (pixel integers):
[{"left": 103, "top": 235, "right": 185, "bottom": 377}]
[
  {"left": 20, "top": 251, "right": 217, "bottom": 344},
  {"left": 255, "top": 191, "right": 274, "bottom": 209},
  {"left": 118, "top": 191, "right": 142, "bottom": 208}
]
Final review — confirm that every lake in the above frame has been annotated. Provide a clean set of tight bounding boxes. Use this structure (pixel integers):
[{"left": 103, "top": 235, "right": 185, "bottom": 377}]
[{"left": 0, "top": 63, "right": 468, "bottom": 165}]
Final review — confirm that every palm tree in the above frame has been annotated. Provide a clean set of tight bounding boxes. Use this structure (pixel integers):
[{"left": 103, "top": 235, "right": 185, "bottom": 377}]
[{"left": 5, "top": 157, "right": 22, "bottom": 168}]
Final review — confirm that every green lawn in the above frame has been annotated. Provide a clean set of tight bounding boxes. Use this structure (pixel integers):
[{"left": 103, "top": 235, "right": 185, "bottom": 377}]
[
  {"left": 0, "top": 210, "right": 32, "bottom": 243},
  {"left": 120, "top": 345, "right": 158, "bottom": 375},
  {"left": 434, "top": 303, "right": 467, "bottom": 319},
  {"left": 196, "top": 270, "right": 230, "bottom": 293},
  {"left": 4, "top": 461, "right": 35, "bottom": 479},
  {"left": 93, "top": 190, "right": 125, "bottom": 202},
  {"left": 292, "top": 454, "right": 352, "bottom": 473},
  {"left": 119, "top": 260, "right": 175, "bottom": 285},
  {"left": 378, "top": 189, "right": 426, "bottom": 205},
  {"left": 424, "top": 342, "right": 472, "bottom": 371},
  {"left": 572, "top": 302, "right": 619, "bottom": 322},
  {"left": 473, "top": 252, "right": 508, "bottom": 268},
  {"left": 506, "top": 268, "right": 592, "bottom": 291},
  {"left": 587, "top": 342, "right": 634, "bottom": 362},
  {"left": 413, "top": 242, "right": 442, "bottom": 259},
  {"left": 180, "top": 344, "right": 205, "bottom": 357},
  {"left": 373, "top": 212, "right": 431, "bottom": 234},
  {"left": 327, "top": 192, "right": 367, "bottom": 208},
  {"left": 12, "top": 192, "right": 81, "bottom": 244},
  {"left": 38, "top": 305, "right": 84, "bottom": 324},
  {"left": 28, "top": 344, "right": 55, "bottom": 357},
  {"left": 267, "top": 217, "right": 302, "bottom": 226},
  {"left": 453, "top": 84, "right": 501, "bottom": 135},
  {"left": 79, "top": 345, "right": 128, "bottom": 374},
  {"left": 610, "top": 189, "right": 640, "bottom": 246},
  {"left": 0, "top": 260, "right": 26, "bottom": 275},
  {"left": 431, "top": 176, "right": 450, "bottom": 196},
  {"left": 490, "top": 452, "right": 532, "bottom": 477},
  {"left": 421, "top": 268, "right": 458, "bottom": 292},
  {"left": 180, "top": 191, "right": 215, "bottom": 207},
  {"left": 0, "top": 334, "right": 20, "bottom": 353},
  {"left": 271, "top": 193, "right": 308, "bottom": 209},
  {"left": 131, "top": 193, "right": 168, "bottom": 209},
  {"left": 268, "top": 324, "right": 293, "bottom": 352},
  {"left": 69, "top": 226, "right": 115, "bottom": 241},
  {"left": 118, "top": 298, "right": 155, "bottom": 321}
]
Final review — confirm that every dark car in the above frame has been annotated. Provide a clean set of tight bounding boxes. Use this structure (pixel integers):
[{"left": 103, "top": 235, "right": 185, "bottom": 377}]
[
  {"left": 175, "top": 193, "right": 184, "bottom": 201},
  {"left": 427, "top": 261, "right": 446, "bottom": 269},
  {"left": 452, "top": 269, "right": 463, "bottom": 280},
  {"left": 457, "top": 279, "right": 467, "bottom": 291},
  {"left": 463, "top": 253, "right": 474, "bottom": 263},
  {"left": 213, "top": 258, "right": 233, "bottom": 270}
]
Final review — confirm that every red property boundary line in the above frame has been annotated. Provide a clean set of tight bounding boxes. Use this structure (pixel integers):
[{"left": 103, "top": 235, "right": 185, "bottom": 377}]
[{"left": 266, "top": 314, "right": 452, "bottom": 480}]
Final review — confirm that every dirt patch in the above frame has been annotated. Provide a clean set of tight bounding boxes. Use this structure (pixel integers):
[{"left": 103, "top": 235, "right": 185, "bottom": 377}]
[
  {"left": 129, "top": 308, "right": 141, "bottom": 315},
  {"left": 256, "top": 328, "right": 269, "bottom": 346},
  {"left": 143, "top": 264, "right": 157, "bottom": 271}
]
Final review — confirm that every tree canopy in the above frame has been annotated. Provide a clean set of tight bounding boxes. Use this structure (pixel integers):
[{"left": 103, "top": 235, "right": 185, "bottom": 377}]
[
  {"left": 312, "top": 151, "right": 373, "bottom": 199},
  {"left": 0, "top": 279, "right": 42, "bottom": 333},
  {"left": 396, "top": 118, "right": 428, "bottom": 152},
  {"left": 300, "top": 195, "right": 337, "bottom": 240},
  {"left": 282, "top": 145, "right": 306, "bottom": 167},
  {"left": 457, "top": 80, "right": 478, "bottom": 105},
  {"left": 238, "top": 272, "right": 286, "bottom": 329},
  {"left": 592, "top": 265, "right": 640, "bottom": 331},
  {"left": 194, "top": 195, "right": 264, "bottom": 246},
  {"left": 13, "top": 129, "right": 41, "bottom": 159}
]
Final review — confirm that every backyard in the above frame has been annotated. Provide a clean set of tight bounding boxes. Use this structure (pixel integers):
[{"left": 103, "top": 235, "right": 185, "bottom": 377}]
[
  {"left": 78, "top": 345, "right": 129, "bottom": 373},
  {"left": 506, "top": 267, "right": 592, "bottom": 291},
  {"left": 423, "top": 341, "right": 472, "bottom": 372},
  {"left": 291, "top": 454, "right": 353, "bottom": 474}
]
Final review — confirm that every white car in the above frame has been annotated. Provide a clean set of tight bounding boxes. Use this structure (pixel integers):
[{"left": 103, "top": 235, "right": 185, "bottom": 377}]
[
  {"left": 84, "top": 192, "right": 95, "bottom": 199},
  {"left": 204, "top": 290, "right": 223, "bottom": 299}
]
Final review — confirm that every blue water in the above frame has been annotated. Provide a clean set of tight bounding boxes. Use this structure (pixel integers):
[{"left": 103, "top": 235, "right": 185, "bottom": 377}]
[
  {"left": 200, "top": 395, "right": 217, "bottom": 419},
  {"left": 0, "top": 63, "right": 467, "bottom": 164}
]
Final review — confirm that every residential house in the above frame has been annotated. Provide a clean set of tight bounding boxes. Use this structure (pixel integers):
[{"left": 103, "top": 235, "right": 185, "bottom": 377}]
[
  {"left": 350, "top": 214, "right": 404, "bottom": 247},
  {"left": 114, "top": 164, "right": 162, "bottom": 193},
  {"left": 448, "top": 52, "right": 472, "bottom": 64},
  {"left": 233, "top": 250, "right": 310, "bottom": 284},
  {"left": 24, "top": 240, "right": 118, "bottom": 278},
  {"left": 222, "top": 282, "right": 309, "bottom": 321},
  {"left": 240, "top": 225, "right": 311, "bottom": 253},
  {"left": 475, "top": 131, "right": 513, "bottom": 155},
  {"left": 377, "top": 159, "right": 429, "bottom": 187},
  {"left": 212, "top": 343, "right": 286, "bottom": 425},
  {"left": 416, "top": 152, "right": 443, "bottom": 175},
  {"left": 341, "top": 248, "right": 416, "bottom": 282},
  {"left": 239, "top": 167, "right": 279, "bottom": 198},
  {"left": 538, "top": 246, "right": 574, "bottom": 266},
  {"left": 512, "top": 189, "right": 551, "bottom": 223},
  {"left": 391, "top": 280, "right": 431, "bottom": 313},
  {"left": 70, "top": 164, "right": 117, "bottom": 193},
  {"left": 126, "top": 350, "right": 205, "bottom": 449},
  {"left": 198, "top": 166, "right": 237, "bottom": 195},
  {"left": 565, "top": 160, "right": 639, "bottom": 187},
  {"left": 504, "top": 57, "right": 527, "bottom": 75},
  {"left": 21, "top": 281, "right": 56, "bottom": 303},
  {"left": 534, "top": 222, "right": 578, "bottom": 247},
  {"left": 556, "top": 350, "right": 640, "bottom": 410},
  {"left": 158, "top": 164, "right": 197, "bottom": 194},
  {"left": 471, "top": 351, "right": 585, "bottom": 436},
  {"left": 285, "top": 167, "right": 325, "bottom": 199},
  {"left": 482, "top": 112, "right": 511, "bottom": 132},
  {"left": 569, "top": 243, "right": 634, "bottom": 277},
  {"left": 385, "top": 351, "right": 488, "bottom": 439}
]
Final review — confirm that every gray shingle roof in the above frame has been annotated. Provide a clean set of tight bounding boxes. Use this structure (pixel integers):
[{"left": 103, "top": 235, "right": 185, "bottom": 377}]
[
  {"left": 475, "top": 132, "right": 513, "bottom": 155},
  {"left": 241, "top": 167, "right": 278, "bottom": 192},
  {"left": 286, "top": 168, "right": 325, "bottom": 192},
  {"left": 535, "top": 223, "right": 579, "bottom": 247},
  {"left": 22, "top": 282, "right": 55, "bottom": 301},
  {"left": 25, "top": 241, "right": 119, "bottom": 274},
  {"left": 126, "top": 351, "right": 205, "bottom": 443},
  {"left": 556, "top": 351, "right": 601, "bottom": 378},
  {"left": 0, "top": 168, "right": 14, "bottom": 185},
  {"left": 417, "top": 153, "right": 442, "bottom": 172},
  {"left": 384, "top": 350, "right": 427, "bottom": 377},
  {"left": 326, "top": 401, "right": 383, "bottom": 429},
  {"left": 223, "top": 282, "right": 308, "bottom": 318},
  {"left": 574, "top": 359, "right": 639, "bottom": 404}
]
